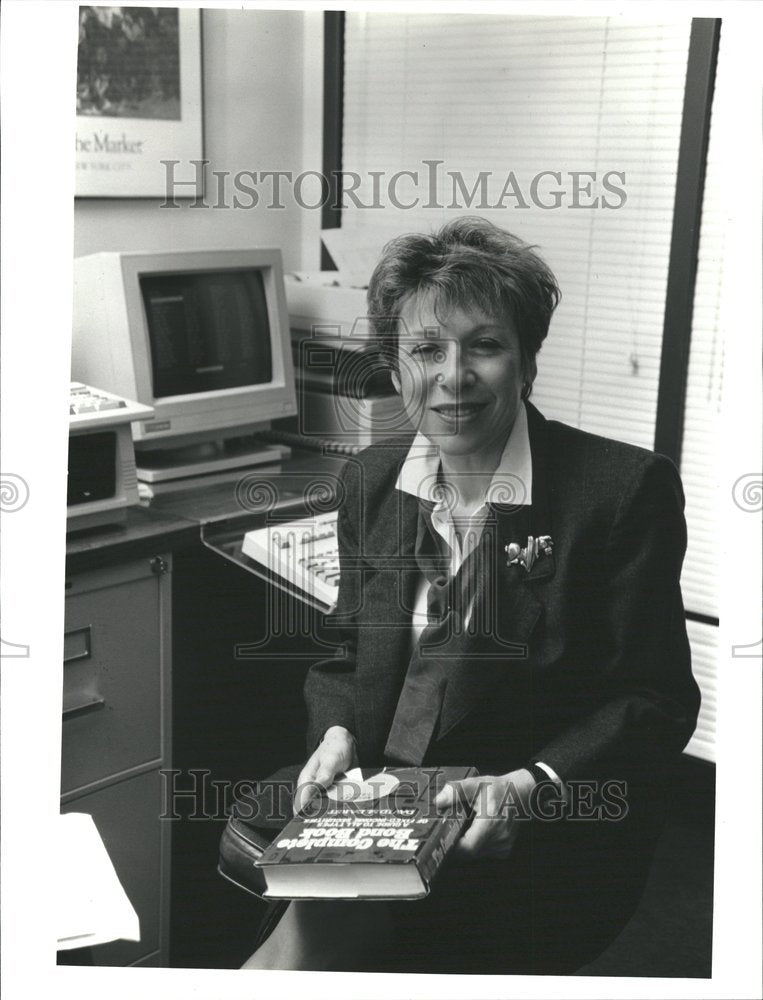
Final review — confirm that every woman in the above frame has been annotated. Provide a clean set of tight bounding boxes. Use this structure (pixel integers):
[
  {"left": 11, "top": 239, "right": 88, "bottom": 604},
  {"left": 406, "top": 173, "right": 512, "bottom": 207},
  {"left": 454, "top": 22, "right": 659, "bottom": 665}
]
[{"left": 243, "top": 217, "right": 700, "bottom": 974}]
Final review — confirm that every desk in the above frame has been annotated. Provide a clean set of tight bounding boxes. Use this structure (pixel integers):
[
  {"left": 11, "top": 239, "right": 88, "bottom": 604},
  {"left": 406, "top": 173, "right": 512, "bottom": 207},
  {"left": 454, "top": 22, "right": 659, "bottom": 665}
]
[{"left": 63, "top": 453, "right": 346, "bottom": 969}]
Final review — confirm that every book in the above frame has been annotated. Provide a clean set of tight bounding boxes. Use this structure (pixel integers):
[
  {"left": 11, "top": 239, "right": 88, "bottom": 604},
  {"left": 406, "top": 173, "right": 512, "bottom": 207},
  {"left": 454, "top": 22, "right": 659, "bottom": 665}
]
[{"left": 252, "top": 766, "right": 476, "bottom": 900}]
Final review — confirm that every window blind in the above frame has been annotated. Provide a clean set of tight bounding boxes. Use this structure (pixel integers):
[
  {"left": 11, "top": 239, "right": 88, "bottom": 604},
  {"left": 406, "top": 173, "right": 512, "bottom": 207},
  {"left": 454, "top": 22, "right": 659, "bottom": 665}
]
[
  {"left": 342, "top": 14, "right": 692, "bottom": 449},
  {"left": 678, "top": 26, "right": 727, "bottom": 762}
]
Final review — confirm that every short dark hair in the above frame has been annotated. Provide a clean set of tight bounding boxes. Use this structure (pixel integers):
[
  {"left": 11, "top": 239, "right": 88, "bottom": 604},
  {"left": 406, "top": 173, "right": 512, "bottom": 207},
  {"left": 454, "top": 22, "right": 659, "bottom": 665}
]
[{"left": 367, "top": 216, "right": 561, "bottom": 376}]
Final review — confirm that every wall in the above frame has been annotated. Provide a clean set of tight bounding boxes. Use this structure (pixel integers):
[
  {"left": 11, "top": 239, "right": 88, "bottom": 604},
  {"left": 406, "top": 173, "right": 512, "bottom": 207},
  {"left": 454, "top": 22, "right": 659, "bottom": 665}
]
[{"left": 73, "top": 8, "right": 317, "bottom": 272}]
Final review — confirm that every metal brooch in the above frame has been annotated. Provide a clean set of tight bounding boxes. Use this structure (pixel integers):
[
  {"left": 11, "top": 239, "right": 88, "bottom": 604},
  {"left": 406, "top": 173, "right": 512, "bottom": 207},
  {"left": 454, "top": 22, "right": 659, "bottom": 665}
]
[{"left": 505, "top": 535, "right": 554, "bottom": 572}]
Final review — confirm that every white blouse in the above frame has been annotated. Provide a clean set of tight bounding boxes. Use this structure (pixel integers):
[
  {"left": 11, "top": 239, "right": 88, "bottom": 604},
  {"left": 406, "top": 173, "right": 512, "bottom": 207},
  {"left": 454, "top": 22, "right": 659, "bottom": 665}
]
[{"left": 395, "top": 402, "right": 533, "bottom": 642}]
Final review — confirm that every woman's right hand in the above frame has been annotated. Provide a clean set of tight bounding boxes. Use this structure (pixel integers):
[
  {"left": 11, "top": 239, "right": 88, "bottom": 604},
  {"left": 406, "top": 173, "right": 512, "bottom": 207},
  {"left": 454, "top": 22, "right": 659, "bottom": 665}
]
[{"left": 293, "top": 726, "right": 357, "bottom": 815}]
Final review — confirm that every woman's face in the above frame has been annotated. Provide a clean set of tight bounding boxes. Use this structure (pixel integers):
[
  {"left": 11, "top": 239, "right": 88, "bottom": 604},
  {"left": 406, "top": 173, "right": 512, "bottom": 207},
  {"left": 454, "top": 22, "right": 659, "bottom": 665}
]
[{"left": 392, "top": 293, "right": 532, "bottom": 464}]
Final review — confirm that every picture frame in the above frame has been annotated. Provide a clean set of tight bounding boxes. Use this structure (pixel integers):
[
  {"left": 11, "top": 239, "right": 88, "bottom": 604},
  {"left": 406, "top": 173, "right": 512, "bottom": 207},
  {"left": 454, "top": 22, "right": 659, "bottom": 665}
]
[{"left": 75, "top": 6, "right": 203, "bottom": 198}]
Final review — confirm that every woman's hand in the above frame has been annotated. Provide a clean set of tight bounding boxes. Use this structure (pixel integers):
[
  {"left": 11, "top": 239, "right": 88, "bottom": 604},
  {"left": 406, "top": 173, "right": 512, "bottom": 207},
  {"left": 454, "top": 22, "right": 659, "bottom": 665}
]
[
  {"left": 293, "top": 726, "right": 357, "bottom": 815},
  {"left": 434, "top": 769, "right": 537, "bottom": 860}
]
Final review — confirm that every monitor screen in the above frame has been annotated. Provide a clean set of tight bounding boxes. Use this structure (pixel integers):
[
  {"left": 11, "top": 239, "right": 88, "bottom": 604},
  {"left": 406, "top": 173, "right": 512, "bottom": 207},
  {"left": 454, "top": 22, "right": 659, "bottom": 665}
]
[
  {"left": 72, "top": 248, "right": 297, "bottom": 449},
  {"left": 140, "top": 270, "right": 273, "bottom": 398}
]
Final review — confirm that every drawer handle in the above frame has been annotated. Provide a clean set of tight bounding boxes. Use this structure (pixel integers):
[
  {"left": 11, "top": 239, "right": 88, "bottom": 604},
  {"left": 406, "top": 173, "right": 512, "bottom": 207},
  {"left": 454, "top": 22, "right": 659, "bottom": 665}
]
[
  {"left": 62, "top": 625, "right": 103, "bottom": 719},
  {"left": 63, "top": 625, "right": 91, "bottom": 664},
  {"left": 62, "top": 693, "right": 106, "bottom": 719}
]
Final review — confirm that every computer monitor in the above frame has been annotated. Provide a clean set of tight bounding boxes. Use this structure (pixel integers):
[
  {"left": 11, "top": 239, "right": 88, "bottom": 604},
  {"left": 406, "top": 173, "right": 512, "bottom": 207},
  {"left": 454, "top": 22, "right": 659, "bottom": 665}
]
[{"left": 72, "top": 249, "right": 297, "bottom": 489}]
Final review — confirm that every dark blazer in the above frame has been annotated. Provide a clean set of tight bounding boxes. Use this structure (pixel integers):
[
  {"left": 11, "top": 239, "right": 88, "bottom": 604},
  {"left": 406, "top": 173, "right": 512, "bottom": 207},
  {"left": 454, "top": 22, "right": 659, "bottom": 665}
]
[
  {"left": 299, "top": 402, "right": 701, "bottom": 972},
  {"left": 305, "top": 402, "right": 700, "bottom": 781}
]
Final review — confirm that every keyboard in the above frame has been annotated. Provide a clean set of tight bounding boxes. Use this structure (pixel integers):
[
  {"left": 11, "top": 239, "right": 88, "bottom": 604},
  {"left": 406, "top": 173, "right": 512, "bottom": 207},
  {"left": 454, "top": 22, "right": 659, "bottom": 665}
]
[
  {"left": 69, "top": 382, "right": 154, "bottom": 428},
  {"left": 242, "top": 512, "right": 340, "bottom": 609}
]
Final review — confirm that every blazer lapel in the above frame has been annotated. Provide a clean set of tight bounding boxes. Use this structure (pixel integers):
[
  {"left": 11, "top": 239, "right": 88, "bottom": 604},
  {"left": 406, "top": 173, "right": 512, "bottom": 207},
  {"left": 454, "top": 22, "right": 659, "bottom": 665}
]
[
  {"left": 352, "top": 472, "right": 420, "bottom": 754},
  {"left": 362, "top": 476, "right": 419, "bottom": 572},
  {"left": 524, "top": 400, "right": 555, "bottom": 558},
  {"left": 436, "top": 404, "right": 556, "bottom": 740}
]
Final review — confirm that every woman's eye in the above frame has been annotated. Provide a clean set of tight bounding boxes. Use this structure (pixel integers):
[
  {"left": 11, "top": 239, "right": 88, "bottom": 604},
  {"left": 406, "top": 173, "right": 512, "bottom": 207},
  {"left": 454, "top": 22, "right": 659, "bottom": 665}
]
[{"left": 472, "top": 338, "right": 501, "bottom": 352}]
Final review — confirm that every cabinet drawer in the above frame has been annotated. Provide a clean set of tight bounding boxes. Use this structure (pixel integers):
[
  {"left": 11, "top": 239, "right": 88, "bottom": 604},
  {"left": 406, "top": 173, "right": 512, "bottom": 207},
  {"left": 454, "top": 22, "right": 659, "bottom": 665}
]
[
  {"left": 60, "top": 769, "right": 167, "bottom": 966},
  {"left": 61, "top": 558, "right": 168, "bottom": 794}
]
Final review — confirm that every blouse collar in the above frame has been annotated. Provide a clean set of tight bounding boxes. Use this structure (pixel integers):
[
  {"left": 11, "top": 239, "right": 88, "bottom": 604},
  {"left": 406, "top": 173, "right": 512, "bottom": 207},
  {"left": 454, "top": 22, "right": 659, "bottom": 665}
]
[{"left": 395, "top": 401, "right": 533, "bottom": 511}]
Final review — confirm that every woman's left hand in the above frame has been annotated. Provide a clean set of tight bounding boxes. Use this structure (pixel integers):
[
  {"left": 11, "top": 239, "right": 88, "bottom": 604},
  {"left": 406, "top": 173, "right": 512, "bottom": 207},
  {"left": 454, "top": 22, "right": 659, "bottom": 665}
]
[{"left": 434, "top": 769, "right": 537, "bottom": 860}]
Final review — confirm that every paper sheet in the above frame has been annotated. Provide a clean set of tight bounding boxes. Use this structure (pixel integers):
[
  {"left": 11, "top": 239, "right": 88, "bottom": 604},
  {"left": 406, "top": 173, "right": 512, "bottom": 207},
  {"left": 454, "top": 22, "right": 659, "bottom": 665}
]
[
  {"left": 56, "top": 812, "right": 140, "bottom": 951},
  {"left": 326, "top": 768, "right": 400, "bottom": 802},
  {"left": 320, "top": 228, "right": 387, "bottom": 288}
]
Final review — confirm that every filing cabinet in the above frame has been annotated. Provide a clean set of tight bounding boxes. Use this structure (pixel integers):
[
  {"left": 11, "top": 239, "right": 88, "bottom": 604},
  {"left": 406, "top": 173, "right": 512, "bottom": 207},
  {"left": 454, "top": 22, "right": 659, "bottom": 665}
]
[{"left": 60, "top": 555, "right": 172, "bottom": 967}]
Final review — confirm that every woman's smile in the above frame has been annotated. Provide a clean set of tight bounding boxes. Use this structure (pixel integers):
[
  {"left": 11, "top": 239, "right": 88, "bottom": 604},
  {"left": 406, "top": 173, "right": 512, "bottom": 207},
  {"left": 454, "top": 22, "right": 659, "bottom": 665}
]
[{"left": 430, "top": 400, "right": 490, "bottom": 425}]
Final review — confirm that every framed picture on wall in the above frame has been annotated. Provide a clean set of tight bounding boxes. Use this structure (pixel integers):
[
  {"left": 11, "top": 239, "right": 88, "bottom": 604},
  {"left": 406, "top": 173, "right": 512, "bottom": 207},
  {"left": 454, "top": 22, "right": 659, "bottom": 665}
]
[{"left": 75, "top": 6, "right": 203, "bottom": 198}]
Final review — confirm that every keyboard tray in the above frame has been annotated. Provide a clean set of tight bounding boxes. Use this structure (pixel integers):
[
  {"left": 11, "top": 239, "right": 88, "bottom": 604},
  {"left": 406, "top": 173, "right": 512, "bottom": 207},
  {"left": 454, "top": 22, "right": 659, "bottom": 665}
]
[{"left": 201, "top": 518, "right": 336, "bottom": 615}]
